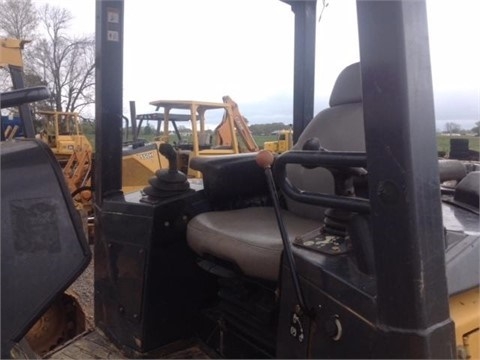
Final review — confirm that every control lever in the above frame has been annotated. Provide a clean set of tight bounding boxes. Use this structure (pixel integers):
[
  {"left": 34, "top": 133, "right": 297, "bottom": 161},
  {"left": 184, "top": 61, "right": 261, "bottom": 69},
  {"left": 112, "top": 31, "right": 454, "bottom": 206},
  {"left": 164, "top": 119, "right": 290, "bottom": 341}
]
[
  {"left": 142, "top": 143, "right": 190, "bottom": 198},
  {"left": 302, "top": 137, "right": 367, "bottom": 196},
  {"left": 256, "top": 150, "right": 310, "bottom": 316},
  {"left": 279, "top": 140, "right": 374, "bottom": 274}
]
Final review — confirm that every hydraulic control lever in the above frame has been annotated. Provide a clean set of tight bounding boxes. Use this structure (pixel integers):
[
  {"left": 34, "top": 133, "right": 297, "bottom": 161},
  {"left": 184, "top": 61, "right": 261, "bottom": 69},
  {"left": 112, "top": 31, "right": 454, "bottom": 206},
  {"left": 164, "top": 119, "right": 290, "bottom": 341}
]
[
  {"left": 301, "top": 138, "right": 367, "bottom": 197},
  {"left": 274, "top": 146, "right": 370, "bottom": 213},
  {"left": 256, "top": 150, "right": 310, "bottom": 316},
  {"left": 142, "top": 143, "right": 190, "bottom": 198},
  {"left": 160, "top": 142, "right": 179, "bottom": 173},
  {"left": 275, "top": 140, "right": 375, "bottom": 275}
]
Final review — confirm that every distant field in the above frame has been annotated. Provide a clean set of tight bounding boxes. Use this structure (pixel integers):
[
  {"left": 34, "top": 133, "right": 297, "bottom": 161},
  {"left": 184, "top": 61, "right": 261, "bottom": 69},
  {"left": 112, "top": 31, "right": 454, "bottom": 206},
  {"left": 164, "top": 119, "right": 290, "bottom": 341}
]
[
  {"left": 253, "top": 135, "right": 276, "bottom": 148},
  {"left": 83, "top": 130, "right": 479, "bottom": 155},
  {"left": 256, "top": 135, "right": 480, "bottom": 154}
]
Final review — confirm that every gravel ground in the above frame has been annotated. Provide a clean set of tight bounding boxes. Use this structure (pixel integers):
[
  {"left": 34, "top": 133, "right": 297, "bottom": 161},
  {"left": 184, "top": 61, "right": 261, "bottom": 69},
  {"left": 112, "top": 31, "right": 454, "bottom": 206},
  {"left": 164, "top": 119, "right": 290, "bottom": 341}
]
[{"left": 65, "top": 245, "right": 95, "bottom": 329}]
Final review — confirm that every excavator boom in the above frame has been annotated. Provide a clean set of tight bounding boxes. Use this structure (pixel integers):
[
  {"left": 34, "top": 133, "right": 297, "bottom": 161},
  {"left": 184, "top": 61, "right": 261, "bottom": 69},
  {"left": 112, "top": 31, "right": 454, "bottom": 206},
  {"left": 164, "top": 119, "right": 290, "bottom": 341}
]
[{"left": 220, "top": 95, "right": 260, "bottom": 152}]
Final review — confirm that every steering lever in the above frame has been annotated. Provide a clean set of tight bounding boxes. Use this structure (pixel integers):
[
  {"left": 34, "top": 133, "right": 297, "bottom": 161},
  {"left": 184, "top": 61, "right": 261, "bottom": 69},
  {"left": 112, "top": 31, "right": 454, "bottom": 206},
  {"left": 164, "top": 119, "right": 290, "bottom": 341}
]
[{"left": 257, "top": 150, "right": 310, "bottom": 316}]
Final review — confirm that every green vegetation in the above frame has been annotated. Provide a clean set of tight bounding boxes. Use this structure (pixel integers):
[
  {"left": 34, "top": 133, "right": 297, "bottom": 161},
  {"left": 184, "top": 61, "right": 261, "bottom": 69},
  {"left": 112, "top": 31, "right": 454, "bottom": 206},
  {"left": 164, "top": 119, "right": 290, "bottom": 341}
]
[
  {"left": 250, "top": 123, "right": 291, "bottom": 136},
  {"left": 253, "top": 135, "right": 277, "bottom": 148}
]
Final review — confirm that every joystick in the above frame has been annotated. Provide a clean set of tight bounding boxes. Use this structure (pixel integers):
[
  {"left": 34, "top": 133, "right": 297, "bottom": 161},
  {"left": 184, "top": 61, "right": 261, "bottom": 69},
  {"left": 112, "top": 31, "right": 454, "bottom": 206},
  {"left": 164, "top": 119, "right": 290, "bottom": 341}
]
[{"left": 142, "top": 143, "right": 190, "bottom": 198}]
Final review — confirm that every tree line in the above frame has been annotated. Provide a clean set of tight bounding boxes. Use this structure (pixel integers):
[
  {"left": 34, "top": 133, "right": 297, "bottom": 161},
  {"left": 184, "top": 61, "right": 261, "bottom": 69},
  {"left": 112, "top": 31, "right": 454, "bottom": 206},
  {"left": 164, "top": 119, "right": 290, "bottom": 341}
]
[
  {"left": 443, "top": 121, "right": 480, "bottom": 136},
  {"left": 133, "top": 122, "right": 291, "bottom": 137},
  {"left": 0, "top": 0, "right": 94, "bottom": 117}
]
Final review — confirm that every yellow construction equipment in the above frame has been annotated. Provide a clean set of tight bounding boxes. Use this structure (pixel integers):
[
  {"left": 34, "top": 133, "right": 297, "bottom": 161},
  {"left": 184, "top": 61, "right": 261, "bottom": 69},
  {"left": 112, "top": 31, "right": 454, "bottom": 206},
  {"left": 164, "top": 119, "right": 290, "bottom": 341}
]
[
  {"left": 263, "top": 128, "right": 293, "bottom": 153},
  {"left": 36, "top": 111, "right": 94, "bottom": 229},
  {"left": 214, "top": 95, "right": 260, "bottom": 153},
  {"left": 0, "top": 38, "right": 37, "bottom": 137},
  {"left": 36, "top": 111, "right": 93, "bottom": 164},
  {"left": 0, "top": 38, "right": 27, "bottom": 69},
  {"left": 122, "top": 96, "right": 255, "bottom": 192}
]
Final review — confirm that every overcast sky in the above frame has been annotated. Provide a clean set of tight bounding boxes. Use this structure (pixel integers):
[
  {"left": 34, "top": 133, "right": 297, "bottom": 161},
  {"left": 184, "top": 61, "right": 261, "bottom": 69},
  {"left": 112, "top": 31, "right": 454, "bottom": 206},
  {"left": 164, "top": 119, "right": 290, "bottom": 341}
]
[{"left": 38, "top": 0, "right": 479, "bottom": 130}]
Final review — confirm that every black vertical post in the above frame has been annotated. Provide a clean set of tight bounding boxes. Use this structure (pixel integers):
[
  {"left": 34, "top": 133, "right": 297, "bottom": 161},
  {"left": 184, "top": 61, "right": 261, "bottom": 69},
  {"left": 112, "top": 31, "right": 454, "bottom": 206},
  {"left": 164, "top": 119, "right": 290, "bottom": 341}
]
[
  {"left": 95, "top": 0, "right": 124, "bottom": 204},
  {"left": 129, "top": 100, "right": 137, "bottom": 141},
  {"left": 289, "top": 0, "right": 316, "bottom": 142},
  {"left": 357, "top": 1, "right": 454, "bottom": 358},
  {"left": 9, "top": 66, "right": 36, "bottom": 138}
]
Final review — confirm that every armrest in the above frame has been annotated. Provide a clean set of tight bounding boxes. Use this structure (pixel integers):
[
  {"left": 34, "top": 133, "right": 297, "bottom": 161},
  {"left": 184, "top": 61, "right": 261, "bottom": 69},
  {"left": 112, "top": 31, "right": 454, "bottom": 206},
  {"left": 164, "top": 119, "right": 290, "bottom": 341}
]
[
  {"left": 438, "top": 159, "right": 467, "bottom": 183},
  {"left": 190, "top": 153, "right": 268, "bottom": 202}
]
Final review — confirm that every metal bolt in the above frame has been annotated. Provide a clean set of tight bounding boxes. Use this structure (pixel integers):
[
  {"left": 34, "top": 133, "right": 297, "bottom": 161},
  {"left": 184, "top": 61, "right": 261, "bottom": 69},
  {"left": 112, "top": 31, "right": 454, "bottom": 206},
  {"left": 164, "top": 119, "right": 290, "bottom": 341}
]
[
  {"left": 294, "top": 304, "right": 302, "bottom": 315},
  {"left": 290, "top": 326, "right": 297, "bottom": 337}
]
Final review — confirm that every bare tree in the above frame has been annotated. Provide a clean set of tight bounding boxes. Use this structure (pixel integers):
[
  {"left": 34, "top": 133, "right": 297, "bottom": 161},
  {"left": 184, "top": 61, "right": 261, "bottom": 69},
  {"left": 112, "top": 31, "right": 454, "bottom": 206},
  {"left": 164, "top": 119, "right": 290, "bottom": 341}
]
[
  {"left": 1, "top": 3, "right": 95, "bottom": 115},
  {"left": 31, "top": 5, "right": 95, "bottom": 113},
  {"left": 444, "top": 122, "right": 462, "bottom": 135},
  {"left": 0, "top": 0, "right": 38, "bottom": 39},
  {"left": 471, "top": 121, "right": 480, "bottom": 137}
]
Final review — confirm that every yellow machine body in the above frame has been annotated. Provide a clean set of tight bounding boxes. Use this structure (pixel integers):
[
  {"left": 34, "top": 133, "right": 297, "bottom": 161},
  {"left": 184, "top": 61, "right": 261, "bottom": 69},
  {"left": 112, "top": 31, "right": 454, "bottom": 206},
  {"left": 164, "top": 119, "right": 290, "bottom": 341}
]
[
  {"left": 36, "top": 111, "right": 93, "bottom": 163},
  {"left": 0, "top": 38, "right": 28, "bottom": 69},
  {"left": 450, "top": 287, "right": 479, "bottom": 359},
  {"left": 264, "top": 129, "right": 293, "bottom": 154},
  {"left": 122, "top": 141, "right": 168, "bottom": 194}
]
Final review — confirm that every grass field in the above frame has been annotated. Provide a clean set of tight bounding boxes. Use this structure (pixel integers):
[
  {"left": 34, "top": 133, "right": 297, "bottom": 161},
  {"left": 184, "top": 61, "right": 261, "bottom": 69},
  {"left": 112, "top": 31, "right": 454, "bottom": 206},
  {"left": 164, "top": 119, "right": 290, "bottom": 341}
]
[
  {"left": 255, "top": 135, "right": 480, "bottom": 154},
  {"left": 436, "top": 136, "right": 479, "bottom": 154},
  {"left": 83, "top": 129, "right": 479, "bottom": 155}
]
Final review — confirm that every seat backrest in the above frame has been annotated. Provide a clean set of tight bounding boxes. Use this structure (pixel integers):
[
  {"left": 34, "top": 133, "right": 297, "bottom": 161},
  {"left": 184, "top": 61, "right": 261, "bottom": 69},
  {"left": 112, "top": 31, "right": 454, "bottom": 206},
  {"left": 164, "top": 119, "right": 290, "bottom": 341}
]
[{"left": 286, "top": 62, "right": 365, "bottom": 220}]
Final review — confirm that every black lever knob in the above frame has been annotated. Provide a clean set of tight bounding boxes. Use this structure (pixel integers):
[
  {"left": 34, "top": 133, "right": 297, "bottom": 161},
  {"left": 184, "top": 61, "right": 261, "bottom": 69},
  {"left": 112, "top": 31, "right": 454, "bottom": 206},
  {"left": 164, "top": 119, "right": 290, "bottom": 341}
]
[
  {"left": 159, "top": 143, "right": 178, "bottom": 172},
  {"left": 143, "top": 143, "right": 190, "bottom": 198}
]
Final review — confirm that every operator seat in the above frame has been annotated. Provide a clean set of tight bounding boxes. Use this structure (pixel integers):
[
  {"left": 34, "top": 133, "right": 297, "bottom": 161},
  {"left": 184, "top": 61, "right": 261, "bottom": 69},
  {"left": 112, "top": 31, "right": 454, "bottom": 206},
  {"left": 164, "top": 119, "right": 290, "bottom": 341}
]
[{"left": 187, "top": 63, "right": 364, "bottom": 281}]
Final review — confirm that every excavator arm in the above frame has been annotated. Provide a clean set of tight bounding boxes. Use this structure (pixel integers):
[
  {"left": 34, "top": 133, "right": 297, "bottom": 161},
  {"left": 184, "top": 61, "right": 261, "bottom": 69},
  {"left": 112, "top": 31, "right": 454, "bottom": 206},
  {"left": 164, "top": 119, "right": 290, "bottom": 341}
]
[{"left": 216, "top": 95, "right": 260, "bottom": 152}]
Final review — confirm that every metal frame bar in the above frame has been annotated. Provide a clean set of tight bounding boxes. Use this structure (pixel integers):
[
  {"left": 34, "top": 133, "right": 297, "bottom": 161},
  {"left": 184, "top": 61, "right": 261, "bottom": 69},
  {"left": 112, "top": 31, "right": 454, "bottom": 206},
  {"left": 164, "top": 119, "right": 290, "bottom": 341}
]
[
  {"left": 283, "top": 0, "right": 317, "bottom": 142},
  {"left": 357, "top": 1, "right": 454, "bottom": 357},
  {"left": 9, "top": 66, "right": 36, "bottom": 138},
  {"left": 95, "top": 0, "right": 125, "bottom": 203}
]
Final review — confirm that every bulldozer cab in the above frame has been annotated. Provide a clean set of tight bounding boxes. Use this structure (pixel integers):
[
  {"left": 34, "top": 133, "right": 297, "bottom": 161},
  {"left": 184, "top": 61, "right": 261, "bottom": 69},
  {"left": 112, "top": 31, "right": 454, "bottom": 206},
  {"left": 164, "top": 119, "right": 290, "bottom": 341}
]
[
  {"left": 1, "top": 0, "right": 479, "bottom": 359},
  {"left": 91, "top": 0, "right": 478, "bottom": 358}
]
